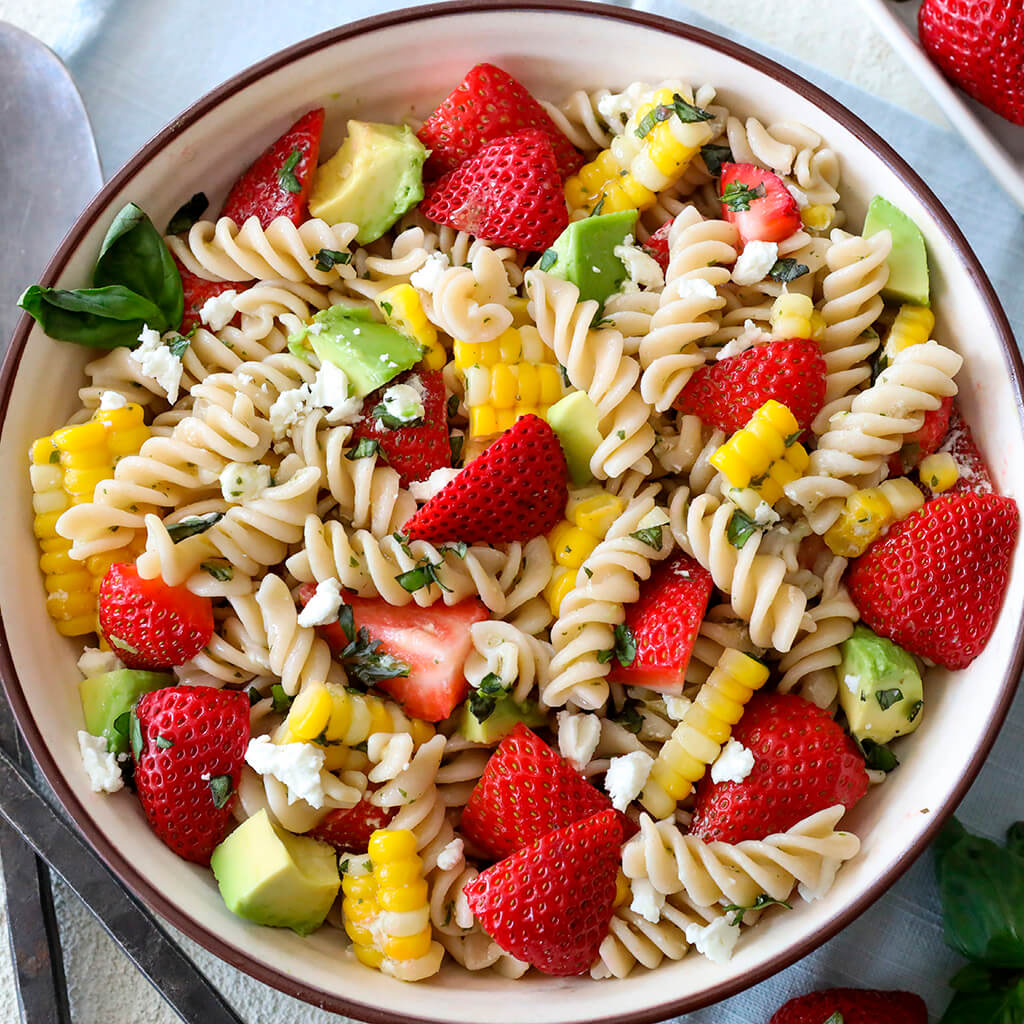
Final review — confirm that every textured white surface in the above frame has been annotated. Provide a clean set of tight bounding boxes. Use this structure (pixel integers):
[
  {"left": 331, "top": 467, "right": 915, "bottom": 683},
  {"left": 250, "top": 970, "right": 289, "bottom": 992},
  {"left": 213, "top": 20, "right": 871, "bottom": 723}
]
[{"left": 0, "top": 1, "right": 1019, "bottom": 1023}]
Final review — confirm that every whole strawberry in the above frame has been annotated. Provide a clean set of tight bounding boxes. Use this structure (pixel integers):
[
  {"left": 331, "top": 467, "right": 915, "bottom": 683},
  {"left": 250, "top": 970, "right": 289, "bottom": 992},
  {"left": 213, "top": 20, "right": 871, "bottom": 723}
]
[
  {"left": 132, "top": 686, "right": 250, "bottom": 864},
  {"left": 463, "top": 809, "right": 622, "bottom": 975},
  {"left": 417, "top": 63, "right": 583, "bottom": 180},
  {"left": 770, "top": 987, "right": 927, "bottom": 1024},
  {"left": 99, "top": 563, "right": 214, "bottom": 670},
  {"left": 675, "top": 339, "right": 826, "bottom": 434},
  {"left": 402, "top": 414, "right": 568, "bottom": 544},
  {"left": 848, "top": 492, "right": 1018, "bottom": 669},
  {"left": 461, "top": 723, "right": 623, "bottom": 861},
  {"left": 918, "top": 0, "right": 1024, "bottom": 125},
  {"left": 419, "top": 130, "right": 569, "bottom": 251},
  {"left": 690, "top": 692, "right": 868, "bottom": 844}
]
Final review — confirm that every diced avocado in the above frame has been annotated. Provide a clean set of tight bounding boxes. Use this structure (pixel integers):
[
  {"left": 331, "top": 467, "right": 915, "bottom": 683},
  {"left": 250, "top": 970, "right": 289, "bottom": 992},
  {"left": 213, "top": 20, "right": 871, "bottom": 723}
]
[
  {"left": 543, "top": 210, "right": 639, "bottom": 306},
  {"left": 839, "top": 624, "right": 924, "bottom": 745},
  {"left": 546, "top": 391, "right": 603, "bottom": 485},
  {"left": 79, "top": 670, "right": 172, "bottom": 755},
  {"left": 458, "top": 696, "right": 546, "bottom": 745},
  {"left": 210, "top": 809, "right": 340, "bottom": 936},
  {"left": 863, "top": 196, "right": 930, "bottom": 307},
  {"left": 289, "top": 304, "right": 421, "bottom": 398},
  {"left": 309, "top": 121, "right": 426, "bottom": 245}
]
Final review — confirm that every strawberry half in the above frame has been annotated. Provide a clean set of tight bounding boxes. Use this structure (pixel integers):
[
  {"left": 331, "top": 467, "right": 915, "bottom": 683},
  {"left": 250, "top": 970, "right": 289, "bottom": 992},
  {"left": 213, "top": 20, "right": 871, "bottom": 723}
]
[
  {"left": 99, "top": 563, "right": 214, "bottom": 670},
  {"left": 719, "top": 162, "right": 802, "bottom": 245},
  {"left": 419, "top": 130, "right": 569, "bottom": 251},
  {"left": 221, "top": 108, "right": 324, "bottom": 229},
  {"left": 348, "top": 369, "right": 449, "bottom": 487},
  {"left": 675, "top": 338, "right": 826, "bottom": 434},
  {"left": 417, "top": 63, "right": 583, "bottom": 180},
  {"left": 463, "top": 808, "right": 622, "bottom": 976},
  {"left": 848, "top": 492, "right": 1019, "bottom": 669},
  {"left": 887, "top": 394, "right": 953, "bottom": 476},
  {"left": 310, "top": 791, "right": 396, "bottom": 854},
  {"left": 175, "top": 257, "right": 247, "bottom": 333},
  {"left": 642, "top": 218, "right": 673, "bottom": 271},
  {"left": 607, "top": 553, "right": 713, "bottom": 693},
  {"left": 770, "top": 988, "right": 928, "bottom": 1024},
  {"left": 919, "top": 0, "right": 1024, "bottom": 126},
  {"left": 690, "top": 692, "right": 868, "bottom": 844},
  {"left": 402, "top": 414, "right": 568, "bottom": 545},
  {"left": 132, "top": 686, "right": 250, "bottom": 864},
  {"left": 461, "top": 723, "right": 626, "bottom": 861}
]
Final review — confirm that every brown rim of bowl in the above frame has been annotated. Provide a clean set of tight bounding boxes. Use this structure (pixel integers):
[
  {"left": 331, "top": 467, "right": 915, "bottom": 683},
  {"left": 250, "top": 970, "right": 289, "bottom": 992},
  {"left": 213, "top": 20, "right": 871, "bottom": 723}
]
[{"left": 1, "top": 1, "right": 1022, "bottom": 1020}]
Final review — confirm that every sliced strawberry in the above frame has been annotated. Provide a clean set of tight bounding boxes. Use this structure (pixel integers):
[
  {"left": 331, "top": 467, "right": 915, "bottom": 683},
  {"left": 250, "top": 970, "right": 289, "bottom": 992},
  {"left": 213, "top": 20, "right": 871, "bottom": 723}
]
[
  {"left": 886, "top": 394, "right": 953, "bottom": 476},
  {"left": 309, "top": 791, "right": 395, "bottom": 854},
  {"left": 719, "top": 162, "right": 801, "bottom": 245},
  {"left": 848, "top": 492, "right": 1018, "bottom": 669},
  {"left": 463, "top": 809, "right": 622, "bottom": 976},
  {"left": 348, "top": 370, "right": 449, "bottom": 487},
  {"left": 401, "top": 414, "right": 567, "bottom": 544},
  {"left": 770, "top": 988, "right": 927, "bottom": 1024},
  {"left": 675, "top": 338, "right": 826, "bottom": 434},
  {"left": 690, "top": 692, "right": 868, "bottom": 844},
  {"left": 174, "top": 257, "right": 247, "bottom": 333},
  {"left": 934, "top": 404, "right": 994, "bottom": 496},
  {"left": 461, "top": 723, "right": 627, "bottom": 861},
  {"left": 419, "top": 130, "right": 568, "bottom": 251},
  {"left": 133, "top": 686, "right": 249, "bottom": 864},
  {"left": 607, "top": 553, "right": 713, "bottom": 693},
  {"left": 417, "top": 63, "right": 583, "bottom": 180},
  {"left": 642, "top": 218, "right": 673, "bottom": 271},
  {"left": 221, "top": 108, "right": 324, "bottom": 229},
  {"left": 99, "top": 563, "right": 213, "bottom": 670}
]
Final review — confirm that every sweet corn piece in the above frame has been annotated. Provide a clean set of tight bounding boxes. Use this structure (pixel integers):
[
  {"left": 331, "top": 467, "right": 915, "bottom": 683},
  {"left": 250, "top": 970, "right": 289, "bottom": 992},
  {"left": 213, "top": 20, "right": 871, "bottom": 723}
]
[
  {"left": 550, "top": 524, "right": 599, "bottom": 569},
  {"left": 573, "top": 494, "right": 625, "bottom": 537},
  {"left": 801, "top": 204, "right": 834, "bottom": 231},
  {"left": 770, "top": 293, "right": 814, "bottom": 340},
  {"left": 286, "top": 682, "right": 333, "bottom": 741},
  {"left": 917, "top": 451, "right": 957, "bottom": 492},
  {"left": 376, "top": 284, "right": 446, "bottom": 371},
  {"left": 711, "top": 400, "right": 803, "bottom": 491},
  {"left": 885, "top": 304, "right": 934, "bottom": 361},
  {"left": 879, "top": 477, "right": 926, "bottom": 520},
  {"left": 824, "top": 487, "right": 894, "bottom": 558},
  {"left": 544, "top": 567, "right": 577, "bottom": 616}
]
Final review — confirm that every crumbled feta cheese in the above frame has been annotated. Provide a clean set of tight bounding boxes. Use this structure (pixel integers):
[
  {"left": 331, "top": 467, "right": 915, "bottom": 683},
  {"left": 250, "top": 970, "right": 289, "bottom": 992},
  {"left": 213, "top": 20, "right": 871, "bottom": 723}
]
[
  {"left": 716, "top": 320, "right": 771, "bottom": 360},
  {"left": 98, "top": 391, "right": 127, "bottom": 411},
  {"left": 798, "top": 856, "right": 841, "bottom": 902},
  {"left": 130, "top": 325, "right": 183, "bottom": 403},
  {"left": 380, "top": 383, "right": 425, "bottom": 425},
  {"left": 597, "top": 81, "right": 659, "bottom": 125},
  {"left": 630, "top": 878, "right": 666, "bottom": 924},
  {"left": 244, "top": 735, "right": 326, "bottom": 807},
  {"left": 675, "top": 277, "right": 719, "bottom": 300},
  {"left": 664, "top": 695, "right": 692, "bottom": 721},
  {"left": 557, "top": 711, "right": 601, "bottom": 771},
  {"left": 77, "top": 647, "right": 122, "bottom": 678},
  {"left": 198, "top": 289, "right": 239, "bottom": 331},
  {"left": 409, "top": 467, "right": 461, "bottom": 503},
  {"left": 614, "top": 236, "right": 665, "bottom": 292},
  {"left": 77, "top": 731, "right": 124, "bottom": 794},
  {"left": 844, "top": 673, "right": 862, "bottom": 695},
  {"left": 307, "top": 321, "right": 324, "bottom": 336},
  {"left": 219, "top": 461, "right": 271, "bottom": 503},
  {"left": 297, "top": 578, "right": 343, "bottom": 628},
  {"left": 752, "top": 500, "right": 780, "bottom": 527},
  {"left": 710, "top": 738, "right": 755, "bottom": 785},
  {"left": 604, "top": 751, "right": 654, "bottom": 811},
  {"left": 685, "top": 916, "right": 742, "bottom": 963},
  {"left": 787, "top": 183, "right": 810, "bottom": 209},
  {"left": 268, "top": 384, "right": 313, "bottom": 439},
  {"left": 732, "top": 241, "right": 779, "bottom": 287},
  {"left": 310, "top": 361, "right": 361, "bottom": 423},
  {"left": 410, "top": 252, "right": 450, "bottom": 292},
  {"left": 436, "top": 838, "right": 465, "bottom": 871}
]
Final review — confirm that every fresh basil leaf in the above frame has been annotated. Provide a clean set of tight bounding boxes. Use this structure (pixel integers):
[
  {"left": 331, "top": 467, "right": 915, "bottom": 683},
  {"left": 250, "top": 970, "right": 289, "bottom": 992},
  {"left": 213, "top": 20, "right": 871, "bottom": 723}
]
[
  {"left": 155, "top": 735, "right": 173, "bottom": 750},
  {"left": 395, "top": 558, "right": 451, "bottom": 594},
  {"left": 112, "top": 712, "right": 130, "bottom": 740},
  {"left": 446, "top": 394, "right": 459, "bottom": 419},
  {"left": 312, "top": 248, "right": 351, "bottom": 272},
  {"left": 700, "top": 143, "right": 733, "bottom": 177},
  {"left": 19, "top": 284, "right": 167, "bottom": 348},
  {"left": 166, "top": 192, "right": 208, "bottom": 234},
  {"left": 200, "top": 562, "right": 233, "bottom": 582},
  {"left": 340, "top": 627, "right": 409, "bottom": 689},
  {"left": 336, "top": 603, "right": 356, "bottom": 645},
  {"left": 721, "top": 893, "right": 793, "bottom": 926},
  {"left": 630, "top": 525, "right": 663, "bottom": 550},
  {"left": 613, "top": 703, "right": 643, "bottom": 734},
  {"left": 613, "top": 623, "right": 636, "bottom": 667},
  {"left": 476, "top": 672, "right": 506, "bottom": 697},
  {"left": 449, "top": 432, "right": 464, "bottom": 467},
  {"left": 596, "top": 649, "right": 614, "bottom": 664},
  {"left": 538, "top": 249, "right": 558, "bottom": 272},
  {"left": 129, "top": 707, "right": 143, "bottom": 761},
  {"left": 277, "top": 148, "right": 304, "bottom": 193},
  {"left": 166, "top": 333, "right": 190, "bottom": 359},
  {"left": 907, "top": 699, "right": 924, "bottom": 722},
  {"left": 1007, "top": 822, "right": 1024, "bottom": 860},
  {"left": 720, "top": 180, "right": 766, "bottom": 212},
  {"left": 950, "top": 963, "right": 1000, "bottom": 994},
  {"left": 669, "top": 92, "right": 713, "bottom": 124},
  {"left": 345, "top": 437, "right": 387, "bottom": 462},
  {"left": 391, "top": 532, "right": 413, "bottom": 559},
  {"left": 860, "top": 738, "right": 899, "bottom": 773},
  {"left": 875, "top": 687, "right": 904, "bottom": 711},
  {"left": 727, "top": 508, "right": 759, "bottom": 549},
  {"left": 767, "top": 257, "right": 809, "bottom": 283},
  {"left": 442, "top": 541, "right": 468, "bottom": 559},
  {"left": 590, "top": 197, "right": 605, "bottom": 218},
  {"left": 823, "top": 1014, "right": 844, "bottom": 1024},
  {"left": 371, "top": 401, "right": 423, "bottom": 431},
  {"left": 271, "top": 684, "right": 293, "bottom": 714},
  {"left": 166, "top": 512, "right": 223, "bottom": 542},
  {"left": 208, "top": 774, "right": 234, "bottom": 809},
  {"left": 938, "top": 979, "right": 1024, "bottom": 1024}
]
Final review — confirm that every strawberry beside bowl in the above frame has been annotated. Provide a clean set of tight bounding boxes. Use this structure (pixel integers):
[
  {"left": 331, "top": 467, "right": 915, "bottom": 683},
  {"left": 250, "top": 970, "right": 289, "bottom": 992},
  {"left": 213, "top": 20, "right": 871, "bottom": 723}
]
[{"left": 1, "top": 3, "right": 1023, "bottom": 1021}]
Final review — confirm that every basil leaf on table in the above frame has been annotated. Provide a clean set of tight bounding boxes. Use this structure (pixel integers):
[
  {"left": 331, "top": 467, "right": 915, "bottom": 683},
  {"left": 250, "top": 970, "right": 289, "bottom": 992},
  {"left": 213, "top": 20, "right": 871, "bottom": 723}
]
[{"left": 938, "top": 979, "right": 1024, "bottom": 1024}]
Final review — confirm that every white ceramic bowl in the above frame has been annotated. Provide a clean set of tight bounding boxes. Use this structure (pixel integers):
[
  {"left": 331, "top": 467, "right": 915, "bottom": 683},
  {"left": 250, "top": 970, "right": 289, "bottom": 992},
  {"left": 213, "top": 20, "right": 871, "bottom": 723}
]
[{"left": 2, "top": 3, "right": 1022, "bottom": 1022}]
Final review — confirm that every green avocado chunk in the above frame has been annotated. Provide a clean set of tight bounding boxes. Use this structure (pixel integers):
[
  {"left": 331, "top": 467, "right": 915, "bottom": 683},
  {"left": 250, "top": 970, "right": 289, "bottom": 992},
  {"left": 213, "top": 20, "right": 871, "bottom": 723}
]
[
  {"left": 863, "top": 196, "right": 930, "bottom": 307},
  {"left": 210, "top": 809, "right": 340, "bottom": 936},
  {"left": 543, "top": 210, "right": 639, "bottom": 306},
  {"left": 546, "top": 390, "right": 603, "bottom": 486},
  {"left": 79, "top": 669, "right": 173, "bottom": 755},
  {"left": 309, "top": 121, "right": 426, "bottom": 245},
  {"left": 289, "top": 304, "right": 421, "bottom": 398},
  {"left": 458, "top": 696, "right": 546, "bottom": 745},
  {"left": 839, "top": 624, "right": 924, "bottom": 745}
]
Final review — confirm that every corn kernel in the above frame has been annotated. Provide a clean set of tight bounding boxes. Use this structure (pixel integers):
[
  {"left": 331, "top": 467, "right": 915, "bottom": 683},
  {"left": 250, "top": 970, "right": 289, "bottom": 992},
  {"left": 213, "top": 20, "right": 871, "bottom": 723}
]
[
  {"left": 369, "top": 829, "right": 418, "bottom": 862},
  {"left": 919, "top": 452, "right": 958, "bottom": 493},
  {"left": 544, "top": 566, "right": 577, "bottom": 616},
  {"left": 801, "top": 204, "right": 834, "bottom": 231},
  {"left": 383, "top": 930, "right": 433, "bottom": 961},
  {"left": 770, "top": 293, "right": 814, "bottom": 340},
  {"left": 572, "top": 494, "right": 624, "bottom": 536},
  {"left": 885, "top": 304, "right": 934, "bottom": 361}
]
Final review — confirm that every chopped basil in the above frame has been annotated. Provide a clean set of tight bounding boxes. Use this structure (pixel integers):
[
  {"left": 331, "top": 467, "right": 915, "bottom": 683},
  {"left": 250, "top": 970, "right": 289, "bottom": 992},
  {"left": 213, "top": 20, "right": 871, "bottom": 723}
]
[
  {"left": 596, "top": 649, "right": 614, "bottom": 664},
  {"left": 613, "top": 703, "right": 643, "bottom": 734},
  {"left": 876, "top": 687, "right": 904, "bottom": 711},
  {"left": 166, "top": 333, "right": 190, "bottom": 359},
  {"left": 907, "top": 699, "right": 923, "bottom": 723},
  {"left": 129, "top": 707, "right": 143, "bottom": 761},
  {"left": 449, "top": 432, "right": 464, "bottom": 467},
  {"left": 442, "top": 541, "right": 468, "bottom": 559},
  {"left": 201, "top": 562, "right": 233, "bottom": 582},
  {"left": 166, "top": 511, "right": 223, "bottom": 542},
  {"left": 720, "top": 180, "right": 766, "bottom": 212},
  {"left": 590, "top": 197, "right": 606, "bottom": 218},
  {"left": 208, "top": 774, "right": 234, "bottom": 809},
  {"left": 339, "top": 623, "right": 409, "bottom": 690},
  {"left": 112, "top": 712, "right": 130, "bottom": 741},
  {"left": 48, "top": 449, "right": 60, "bottom": 464},
  {"left": 559, "top": 364, "right": 571, "bottom": 388},
  {"left": 245, "top": 686, "right": 263, "bottom": 707},
  {"left": 635, "top": 93, "right": 712, "bottom": 138},
  {"left": 395, "top": 558, "right": 451, "bottom": 594},
  {"left": 824, "top": 1014, "right": 844, "bottom": 1024},
  {"left": 700, "top": 143, "right": 733, "bottom": 177},
  {"left": 154, "top": 735, "right": 173, "bottom": 750},
  {"left": 630, "top": 525, "right": 663, "bottom": 550},
  {"left": 784, "top": 430, "right": 802, "bottom": 448},
  {"left": 346, "top": 437, "right": 387, "bottom": 461},
  {"left": 110, "top": 635, "right": 139, "bottom": 656},
  {"left": 277, "top": 148, "right": 304, "bottom": 193},
  {"left": 767, "top": 257, "right": 809, "bottom": 283},
  {"left": 379, "top": 301, "right": 395, "bottom": 318},
  {"left": 271, "top": 684, "right": 294, "bottom": 714},
  {"left": 312, "top": 248, "right": 351, "bottom": 272},
  {"left": 721, "top": 894, "right": 792, "bottom": 926},
  {"left": 469, "top": 672, "right": 509, "bottom": 723},
  {"left": 860, "top": 738, "right": 899, "bottom": 773},
  {"left": 372, "top": 401, "right": 423, "bottom": 431},
  {"left": 538, "top": 249, "right": 558, "bottom": 272},
  {"left": 336, "top": 604, "right": 356, "bottom": 643},
  {"left": 447, "top": 394, "right": 459, "bottom": 419},
  {"left": 166, "top": 192, "right": 209, "bottom": 234},
  {"left": 391, "top": 532, "right": 413, "bottom": 559},
  {"left": 727, "top": 508, "right": 759, "bottom": 549},
  {"left": 613, "top": 623, "right": 637, "bottom": 667}
]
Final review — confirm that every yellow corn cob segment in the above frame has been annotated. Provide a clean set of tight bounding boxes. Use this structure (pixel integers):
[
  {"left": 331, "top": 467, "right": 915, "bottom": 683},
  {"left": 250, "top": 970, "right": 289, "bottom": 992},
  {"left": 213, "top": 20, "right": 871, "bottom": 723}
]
[
  {"left": 30, "top": 404, "right": 150, "bottom": 636},
  {"left": 824, "top": 477, "right": 926, "bottom": 557},
  {"left": 884, "top": 305, "right": 934, "bottom": 361},
  {"left": 375, "top": 284, "right": 446, "bottom": 371},
  {"left": 919, "top": 452, "right": 958, "bottom": 493},
  {"left": 710, "top": 400, "right": 806, "bottom": 494},
  {"left": 641, "top": 649, "right": 769, "bottom": 818},
  {"left": 770, "top": 293, "right": 814, "bottom": 340},
  {"left": 801, "top": 204, "right": 835, "bottom": 231}
]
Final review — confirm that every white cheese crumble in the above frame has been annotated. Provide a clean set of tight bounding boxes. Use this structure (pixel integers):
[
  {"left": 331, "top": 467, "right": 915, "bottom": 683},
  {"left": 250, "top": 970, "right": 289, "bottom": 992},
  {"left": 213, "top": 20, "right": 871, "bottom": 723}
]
[
  {"left": 752, "top": 500, "right": 780, "bottom": 527},
  {"left": 409, "top": 467, "right": 461, "bottom": 503},
  {"left": 557, "top": 710, "right": 601, "bottom": 772},
  {"left": 614, "top": 235, "right": 665, "bottom": 292},
  {"left": 77, "top": 647, "right": 122, "bottom": 678},
  {"left": 219, "top": 461, "right": 271, "bottom": 504},
  {"left": 604, "top": 751, "right": 654, "bottom": 811},
  {"left": 380, "top": 383, "right": 425, "bottom": 424},
  {"left": 130, "top": 325, "right": 183, "bottom": 403},
  {"left": 297, "top": 578, "right": 344, "bottom": 628},
  {"left": 798, "top": 855, "right": 841, "bottom": 902},
  {"left": 675, "top": 277, "right": 719, "bottom": 301},
  {"left": 98, "top": 391, "right": 127, "bottom": 411},
  {"left": 198, "top": 289, "right": 239, "bottom": 331},
  {"left": 436, "top": 838, "right": 465, "bottom": 872},
  {"left": 77, "top": 731, "right": 124, "bottom": 794},
  {"left": 685, "top": 917, "right": 742, "bottom": 963},
  {"left": 244, "top": 735, "right": 326, "bottom": 808},
  {"left": 630, "top": 878, "right": 666, "bottom": 924},
  {"left": 664, "top": 695, "right": 692, "bottom": 721},
  {"left": 716, "top": 319, "right": 772, "bottom": 360},
  {"left": 410, "top": 252, "right": 450, "bottom": 292},
  {"left": 732, "top": 241, "right": 779, "bottom": 287},
  {"left": 268, "top": 385, "right": 313, "bottom": 439},
  {"left": 844, "top": 673, "right": 862, "bottom": 695},
  {"left": 710, "top": 738, "right": 755, "bottom": 785},
  {"left": 310, "top": 361, "right": 362, "bottom": 424}
]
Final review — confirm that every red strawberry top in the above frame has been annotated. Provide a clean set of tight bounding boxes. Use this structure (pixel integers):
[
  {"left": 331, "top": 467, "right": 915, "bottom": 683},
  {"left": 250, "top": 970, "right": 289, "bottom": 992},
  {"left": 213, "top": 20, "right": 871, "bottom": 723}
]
[
  {"left": 848, "top": 492, "right": 1019, "bottom": 669},
  {"left": 417, "top": 63, "right": 583, "bottom": 180},
  {"left": 402, "top": 414, "right": 568, "bottom": 545},
  {"left": 719, "top": 162, "right": 801, "bottom": 245},
  {"left": 770, "top": 987, "right": 928, "bottom": 1024}
]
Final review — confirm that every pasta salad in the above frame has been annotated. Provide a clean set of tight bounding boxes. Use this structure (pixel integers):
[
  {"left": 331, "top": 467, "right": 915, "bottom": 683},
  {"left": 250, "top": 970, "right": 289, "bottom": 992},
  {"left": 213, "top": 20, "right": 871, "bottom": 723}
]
[{"left": 21, "top": 63, "right": 1020, "bottom": 982}]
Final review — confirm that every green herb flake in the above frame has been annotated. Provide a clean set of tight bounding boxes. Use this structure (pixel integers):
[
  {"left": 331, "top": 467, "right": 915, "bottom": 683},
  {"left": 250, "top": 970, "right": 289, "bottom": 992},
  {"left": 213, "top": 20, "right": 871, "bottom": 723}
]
[
  {"left": 379, "top": 300, "right": 393, "bottom": 317},
  {"left": 875, "top": 687, "right": 904, "bottom": 711},
  {"left": 583, "top": 566, "right": 593, "bottom": 578},
  {"left": 630, "top": 525, "right": 663, "bottom": 550},
  {"left": 727, "top": 508, "right": 760, "bottom": 549},
  {"left": 129, "top": 707, "right": 143, "bottom": 761},
  {"left": 277, "top": 148, "right": 304, "bottom": 194},
  {"left": 784, "top": 430, "right": 802, "bottom": 448},
  {"left": 720, "top": 180, "right": 766, "bottom": 212},
  {"left": 110, "top": 635, "right": 140, "bottom": 656},
  {"left": 200, "top": 561, "right": 233, "bottom": 582},
  {"left": 48, "top": 449, "right": 61, "bottom": 464},
  {"left": 166, "top": 192, "right": 209, "bottom": 234},
  {"left": 449, "top": 433, "right": 464, "bottom": 467},
  {"left": 721, "top": 894, "right": 792, "bottom": 927},
  {"left": 155, "top": 735, "right": 173, "bottom": 750},
  {"left": 312, "top": 248, "right": 351, "bottom": 272},
  {"left": 446, "top": 394, "right": 459, "bottom": 419},
  {"left": 166, "top": 511, "right": 223, "bottom": 542},
  {"left": 391, "top": 532, "right": 413, "bottom": 559},
  {"left": 208, "top": 774, "right": 234, "bottom": 809},
  {"left": 538, "top": 249, "right": 558, "bottom": 272},
  {"left": 823, "top": 1014, "right": 844, "bottom": 1024},
  {"left": 112, "top": 711, "right": 130, "bottom": 740},
  {"left": 596, "top": 649, "right": 614, "bottom": 664},
  {"left": 860, "top": 738, "right": 899, "bottom": 773},
  {"left": 767, "top": 257, "right": 810, "bottom": 283},
  {"left": 907, "top": 699, "right": 923, "bottom": 723},
  {"left": 395, "top": 558, "right": 451, "bottom": 594},
  {"left": 271, "top": 684, "right": 294, "bottom": 714},
  {"left": 339, "top": 624, "right": 409, "bottom": 690},
  {"left": 590, "top": 197, "right": 606, "bottom": 218},
  {"left": 613, "top": 623, "right": 637, "bottom": 667},
  {"left": 635, "top": 94, "right": 712, "bottom": 139},
  {"left": 372, "top": 401, "right": 423, "bottom": 431},
  {"left": 700, "top": 143, "right": 733, "bottom": 177},
  {"left": 613, "top": 703, "right": 643, "bottom": 734},
  {"left": 442, "top": 541, "right": 468, "bottom": 559},
  {"left": 346, "top": 437, "right": 387, "bottom": 462}
]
